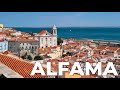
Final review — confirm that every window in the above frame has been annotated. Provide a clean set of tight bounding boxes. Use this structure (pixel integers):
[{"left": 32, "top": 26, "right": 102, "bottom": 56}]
[
  {"left": 54, "top": 39, "right": 56, "bottom": 45},
  {"left": 50, "top": 38, "right": 52, "bottom": 44},
  {"left": 35, "top": 46, "right": 37, "bottom": 49},
  {"left": 29, "top": 46, "right": 31, "bottom": 49},
  {"left": 25, "top": 47, "right": 28, "bottom": 50},
  {"left": 41, "top": 38, "right": 43, "bottom": 44},
  {"left": 0, "top": 46, "right": 2, "bottom": 50},
  {"left": 4, "top": 43, "right": 7, "bottom": 50},
  {"left": 46, "top": 38, "right": 47, "bottom": 44},
  {"left": 54, "top": 30, "right": 56, "bottom": 34}
]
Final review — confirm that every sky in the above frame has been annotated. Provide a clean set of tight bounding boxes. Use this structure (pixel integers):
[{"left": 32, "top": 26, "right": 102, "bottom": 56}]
[{"left": 0, "top": 12, "right": 120, "bottom": 27}]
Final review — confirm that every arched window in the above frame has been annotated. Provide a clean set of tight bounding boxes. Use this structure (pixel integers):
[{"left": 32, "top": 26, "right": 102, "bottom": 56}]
[
  {"left": 25, "top": 46, "right": 28, "bottom": 50},
  {"left": 54, "top": 30, "right": 56, "bottom": 34},
  {"left": 41, "top": 38, "right": 43, "bottom": 44},
  {"left": 29, "top": 46, "right": 31, "bottom": 49},
  {"left": 50, "top": 38, "right": 52, "bottom": 43},
  {"left": 46, "top": 38, "right": 47, "bottom": 44},
  {"left": 35, "top": 46, "right": 37, "bottom": 49},
  {"left": 22, "top": 47, "right": 24, "bottom": 50}
]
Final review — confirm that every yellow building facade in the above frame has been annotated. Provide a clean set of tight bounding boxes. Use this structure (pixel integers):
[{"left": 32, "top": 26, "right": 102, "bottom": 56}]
[
  {"left": 0, "top": 24, "right": 4, "bottom": 28},
  {"left": 64, "top": 72, "right": 81, "bottom": 78}
]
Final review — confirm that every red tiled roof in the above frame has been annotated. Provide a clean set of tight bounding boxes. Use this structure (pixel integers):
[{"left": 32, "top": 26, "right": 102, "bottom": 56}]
[
  {"left": 87, "top": 59, "right": 95, "bottom": 63},
  {"left": 0, "top": 32, "right": 6, "bottom": 35},
  {"left": 81, "top": 75, "right": 95, "bottom": 78},
  {"left": 117, "top": 52, "right": 120, "bottom": 55},
  {"left": 71, "top": 57, "right": 77, "bottom": 61},
  {"left": 38, "top": 30, "right": 47, "bottom": 35},
  {"left": 60, "top": 59, "right": 68, "bottom": 62},
  {"left": 0, "top": 39, "right": 5, "bottom": 42},
  {"left": 0, "top": 54, "right": 49, "bottom": 78},
  {"left": 77, "top": 53, "right": 86, "bottom": 57},
  {"left": 117, "top": 48, "right": 120, "bottom": 52},
  {"left": 8, "top": 38, "right": 17, "bottom": 41},
  {"left": 39, "top": 48, "right": 46, "bottom": 54},
  {"left": 9, "top": 38, "right": 39, "bottom": 42},
  {"left": 106, "top": 47, "right": 118, "bottom": 52},
  {"left": 52, "top": 65, "right": 58, "bottom": 72},
  {"left": 47, "top": 59, "right": 59, "bottom": 65},
  {"left": 89, "top": 46, "right": 95, "bottom": 50},
  {"left": 18, "top": 39, "right": 39, "bottom": 42},
  {"left": 115, "top": 61, "right": 120, "bottom": 65},
  {"left": 76, "top": 45, "right": 81, "bottom": 49},
  {"left": 96, "top": 46, "right": 107, "bottom": 50},
  {"left": 39, "top": 48, "right": 52, "bottom": 54},
  {"left": 2, "top": 51, "right": 12, "bottom": 54},
  {"left": 57, "top": 45, "right": 62, "bottom": 49}
]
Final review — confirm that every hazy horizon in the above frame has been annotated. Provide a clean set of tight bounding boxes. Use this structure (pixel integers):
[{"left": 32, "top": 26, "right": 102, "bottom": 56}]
[
  {"left": 1, "top": 12, "right": 120, "bottom": 27},
  {"left": 6, "top": 26, "right": 120, "bottom": 28}
]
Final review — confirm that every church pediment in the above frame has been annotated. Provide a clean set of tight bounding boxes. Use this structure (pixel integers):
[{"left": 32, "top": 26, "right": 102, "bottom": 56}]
[
  {"left": 38, "top": 30, "right": 53, "bottom": 36},
  {"left": 41, "top": 32, "right": 53, "bottom": 36}
]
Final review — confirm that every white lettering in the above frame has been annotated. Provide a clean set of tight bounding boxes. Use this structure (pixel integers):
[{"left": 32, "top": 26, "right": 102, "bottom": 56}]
[
  {"left": 30, "top": 62, "right": 45, "bottom": 76},
  {"left": 59, "top": 62, "right": 69, "bottom": 76},
  {"left": 86, "top": 62, "right": 102, "bottom": 75},
  {"left": 103, "top": 62, "right": 118, "bottom": 75},
  {"left": 47, "top": 62, "right": 57, "bottom": 75},
  {"left": 70, "top": 62, "right": 84, "bottom": 75}
]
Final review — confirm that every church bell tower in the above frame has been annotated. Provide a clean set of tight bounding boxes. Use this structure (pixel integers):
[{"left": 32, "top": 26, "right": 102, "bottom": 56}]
[{"left": 52, "top": 25, "right": 57, "bottom": 36}]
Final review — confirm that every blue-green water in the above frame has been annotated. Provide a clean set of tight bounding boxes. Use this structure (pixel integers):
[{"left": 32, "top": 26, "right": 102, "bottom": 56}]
[{"left": 13, "top": 27, "right": 120, "bottom": 40}]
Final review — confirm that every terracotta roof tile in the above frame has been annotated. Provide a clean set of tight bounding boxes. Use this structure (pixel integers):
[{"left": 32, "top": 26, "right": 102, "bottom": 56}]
[
  {"left": 39, "top": 48, "right": 46, "bottom": 54},
  {"left": 81, "top": 75, "right": 95, "bottom": 78},
  {"left": 39, "top": 48, "right": 52, "bottom": 54},
  {"left": 71, "top": 57, "right": 77, "bottom": 61},
  {"left": 87, "top": 59, "right": 95, "bottom": 63},
  {"left": 0, "top": 32, "right": 6, "bottom": 35},
  {"left": 2, "top": 51, "right": 12, "bottom": 54},
  {"left": 0, "top": 39, "right": 5, "bottom": 42},
  {"left": 0, "top": 54, "right": 49, "bottom": 78},
  {"left": 96, "top": 46, "right": 107, "bottom": 50},
  {"left": 9, "top": 38, "right": 39, "bottom": 42},
  {"left": 77, "top": 53, "right": 86, "bottom": 57},
  {"left": 117, "top": 48, "right": 120, "bottom": 52},
  {"left": 39, "top": 30, "right": 47, "bottom": 35},
  {"left": 18, "top": 39, "right": 39, "bottom": 42},
  {"left": 106, "top": 47, "right": 118, "bottom": 52}
]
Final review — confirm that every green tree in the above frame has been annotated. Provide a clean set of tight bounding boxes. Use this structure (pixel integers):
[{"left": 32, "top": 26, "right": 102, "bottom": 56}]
[
  {"left": 34, "top": 56, "right": 43, "bottom": 60},
  {"left": 62, "top": 54, "right": 67, "bottom": 57},
  {"left": 27, "top": 55, "right": 32, "bottom": 60},
  {"left": 21, "top": 52, "right": 27, "bottom": 59},
  {"left": 21, "top": 55, "right": 26, "bottom": 59},
  {"left": 57, "top": 38, "right": 63, "bottom": 45}
]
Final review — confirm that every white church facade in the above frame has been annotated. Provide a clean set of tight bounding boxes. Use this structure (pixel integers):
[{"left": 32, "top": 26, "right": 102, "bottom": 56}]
[{"left": 35, "top": 25, "right": 58, "bottom": 48}]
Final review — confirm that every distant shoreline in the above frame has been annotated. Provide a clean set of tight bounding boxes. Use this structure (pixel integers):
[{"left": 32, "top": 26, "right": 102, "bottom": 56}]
[
  {"left": 5, "top": 27, "right": 120, "bottom": 28},
  {"left": 4, "top": 27, "right": 120, "bottom": 42}
]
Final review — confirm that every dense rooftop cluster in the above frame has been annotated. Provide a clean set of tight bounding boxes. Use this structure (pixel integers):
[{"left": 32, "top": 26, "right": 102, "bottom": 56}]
[{"left": 0, "top": 27, "right": 120, "bottom": 78}]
